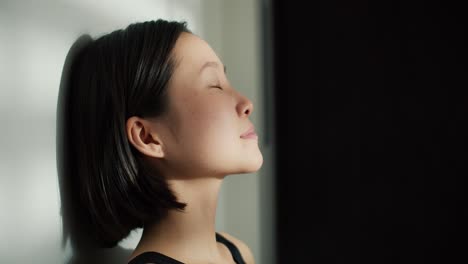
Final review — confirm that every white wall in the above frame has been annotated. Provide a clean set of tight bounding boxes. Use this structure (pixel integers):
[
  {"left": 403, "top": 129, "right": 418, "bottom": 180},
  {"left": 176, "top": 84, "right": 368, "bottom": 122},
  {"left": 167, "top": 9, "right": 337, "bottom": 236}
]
[
  {"left": 208, "top": 1, "right": 275, "bottom": 264},
  {"left": 0, "top": 0, "right": 275, "bottom": 263}
]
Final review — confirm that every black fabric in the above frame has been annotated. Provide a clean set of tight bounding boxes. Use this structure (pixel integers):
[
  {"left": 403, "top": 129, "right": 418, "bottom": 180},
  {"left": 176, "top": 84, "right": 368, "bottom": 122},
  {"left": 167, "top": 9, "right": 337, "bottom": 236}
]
[
  {"left": 127, "top": 232, "right": 246, "bottom": 264},
  {"left": 127, "top": 251, "right": 183, "bottom": 264},
  {"left": 215, "top": 233, "right": 246, "bottom": 264}
]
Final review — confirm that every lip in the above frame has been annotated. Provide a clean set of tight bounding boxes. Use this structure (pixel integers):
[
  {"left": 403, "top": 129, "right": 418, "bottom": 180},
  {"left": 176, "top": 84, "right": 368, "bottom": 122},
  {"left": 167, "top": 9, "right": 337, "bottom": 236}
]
[{"left": 240, "top": 125, "right": 258, "bottom": 139}]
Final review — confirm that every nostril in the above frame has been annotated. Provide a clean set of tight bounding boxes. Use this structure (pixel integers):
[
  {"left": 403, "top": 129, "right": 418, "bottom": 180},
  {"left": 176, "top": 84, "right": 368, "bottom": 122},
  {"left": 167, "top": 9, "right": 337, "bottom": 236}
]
[{"left": 239, "top": 100, "right": 253, "bottom": 116}]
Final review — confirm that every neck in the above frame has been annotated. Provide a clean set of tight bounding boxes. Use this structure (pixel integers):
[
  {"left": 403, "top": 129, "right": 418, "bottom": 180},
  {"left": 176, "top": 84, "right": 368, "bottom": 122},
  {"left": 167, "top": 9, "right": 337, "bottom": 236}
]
[{"left": 134, "top": 177, "right": 224, "bottom": 262}]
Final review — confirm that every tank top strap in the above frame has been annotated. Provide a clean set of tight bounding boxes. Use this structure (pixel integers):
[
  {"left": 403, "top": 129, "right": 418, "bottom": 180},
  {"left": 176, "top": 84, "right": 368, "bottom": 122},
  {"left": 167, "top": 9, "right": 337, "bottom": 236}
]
[
  {"left": 127, "top": 251, "right": 183, "bottom": 264},
  {"left": 215, "top": 232, "right": 246, "bottom": 264},
  {"left": 128, "top": 233, "right": 247, "bottom": 264}
]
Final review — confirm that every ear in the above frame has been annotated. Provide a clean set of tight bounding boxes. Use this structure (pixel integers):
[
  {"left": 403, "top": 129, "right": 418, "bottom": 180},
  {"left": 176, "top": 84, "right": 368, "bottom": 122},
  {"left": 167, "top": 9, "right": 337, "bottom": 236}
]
[{"left": 126, "top": 116, "right": 164, "bottom": 158}]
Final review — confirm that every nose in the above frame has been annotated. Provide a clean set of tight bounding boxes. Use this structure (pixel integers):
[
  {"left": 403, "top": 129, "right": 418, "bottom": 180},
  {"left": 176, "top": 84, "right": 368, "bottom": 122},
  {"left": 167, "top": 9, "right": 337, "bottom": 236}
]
[{"left": 237, "top": 94, "right": 254, "bottom": 117}]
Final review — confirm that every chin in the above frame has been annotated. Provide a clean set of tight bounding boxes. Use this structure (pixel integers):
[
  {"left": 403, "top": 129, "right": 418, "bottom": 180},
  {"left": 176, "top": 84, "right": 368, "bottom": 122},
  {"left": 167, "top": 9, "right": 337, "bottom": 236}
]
[
  {"left": 220, "top": 151, "right": 264, "bottom": 175},
  {"left": 240, "top": 153, "right": 264, "bottom": 173}
]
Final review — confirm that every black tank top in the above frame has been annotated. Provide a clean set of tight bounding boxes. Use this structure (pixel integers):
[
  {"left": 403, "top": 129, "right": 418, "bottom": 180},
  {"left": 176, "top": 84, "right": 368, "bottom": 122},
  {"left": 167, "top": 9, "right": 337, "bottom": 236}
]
[{"left": 127, "top": 233, "right": 246, "bottom": 264}]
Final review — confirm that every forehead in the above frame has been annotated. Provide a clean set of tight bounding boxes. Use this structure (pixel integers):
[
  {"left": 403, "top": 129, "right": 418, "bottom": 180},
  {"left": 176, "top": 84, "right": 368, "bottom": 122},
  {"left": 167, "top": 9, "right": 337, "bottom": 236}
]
[{"left": 171, "top": 32, "right": 222, "bottom": 73}]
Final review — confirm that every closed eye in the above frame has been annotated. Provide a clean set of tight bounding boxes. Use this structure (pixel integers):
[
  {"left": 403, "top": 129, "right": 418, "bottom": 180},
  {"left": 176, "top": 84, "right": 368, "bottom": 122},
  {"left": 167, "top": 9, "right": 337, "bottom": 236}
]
[{"left": 211, "top": 85, "right": 223, "bottom": 90}]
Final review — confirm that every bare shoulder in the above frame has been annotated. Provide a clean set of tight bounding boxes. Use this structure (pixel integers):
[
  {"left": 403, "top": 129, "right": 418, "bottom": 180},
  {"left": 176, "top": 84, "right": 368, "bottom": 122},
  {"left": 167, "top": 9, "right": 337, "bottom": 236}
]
[{"left": 218, "top": 231, "right": 255, "bottom": 264}]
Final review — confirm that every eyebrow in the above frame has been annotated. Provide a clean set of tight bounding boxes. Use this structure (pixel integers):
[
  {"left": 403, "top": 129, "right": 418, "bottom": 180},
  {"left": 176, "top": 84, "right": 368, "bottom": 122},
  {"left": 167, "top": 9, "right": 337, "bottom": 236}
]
[{"left": 199, "top": 61, "right": 227, "bottom": 74}]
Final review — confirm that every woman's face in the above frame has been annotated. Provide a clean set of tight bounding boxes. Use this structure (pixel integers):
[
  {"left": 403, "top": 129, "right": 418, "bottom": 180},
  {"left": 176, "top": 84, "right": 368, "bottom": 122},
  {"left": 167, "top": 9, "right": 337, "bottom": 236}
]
[{"left": 150, "top": 32, "right": 263, "bottom": 179}]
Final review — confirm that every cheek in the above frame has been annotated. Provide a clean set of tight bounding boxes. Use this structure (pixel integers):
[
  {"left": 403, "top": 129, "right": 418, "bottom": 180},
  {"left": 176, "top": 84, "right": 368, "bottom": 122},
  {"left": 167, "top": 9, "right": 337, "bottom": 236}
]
[
  {"left": 189, "top": 104, "right": 236, "bottom": 143},
  {"left": 178, "top": 99, "right": 239, "bottom": 156}
]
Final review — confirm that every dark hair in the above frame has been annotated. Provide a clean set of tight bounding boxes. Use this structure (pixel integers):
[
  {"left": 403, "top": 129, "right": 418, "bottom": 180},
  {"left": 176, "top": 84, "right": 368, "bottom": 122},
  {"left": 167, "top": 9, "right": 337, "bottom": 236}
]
[{"left": 59, "top": 19, "right": 191, "bottom": 249}]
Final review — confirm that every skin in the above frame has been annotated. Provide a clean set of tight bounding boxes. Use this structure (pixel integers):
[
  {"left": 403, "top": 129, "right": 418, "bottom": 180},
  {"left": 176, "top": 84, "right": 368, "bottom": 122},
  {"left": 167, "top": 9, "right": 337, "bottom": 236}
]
[{"left": 126, "top": 32, "right": 262, "bottom": 264}]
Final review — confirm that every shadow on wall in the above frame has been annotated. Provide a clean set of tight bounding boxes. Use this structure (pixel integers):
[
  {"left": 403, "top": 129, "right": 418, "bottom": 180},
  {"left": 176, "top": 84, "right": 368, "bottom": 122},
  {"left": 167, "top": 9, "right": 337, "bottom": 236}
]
[{"left": 56, "top": 35, "right": 133, "bottom": 264}]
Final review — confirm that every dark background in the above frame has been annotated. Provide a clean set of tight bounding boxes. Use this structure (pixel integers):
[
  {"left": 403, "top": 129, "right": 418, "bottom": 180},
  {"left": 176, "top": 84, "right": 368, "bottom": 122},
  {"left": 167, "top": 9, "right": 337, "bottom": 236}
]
[{"left": 272, "top": 1, "right": 467, "bottom": 263}]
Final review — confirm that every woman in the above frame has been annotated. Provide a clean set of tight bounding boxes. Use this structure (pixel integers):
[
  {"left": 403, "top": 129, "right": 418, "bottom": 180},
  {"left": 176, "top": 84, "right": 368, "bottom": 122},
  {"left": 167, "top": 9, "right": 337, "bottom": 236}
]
[{"left": 62, "top": 19, "right": 263, "bottom": 264}]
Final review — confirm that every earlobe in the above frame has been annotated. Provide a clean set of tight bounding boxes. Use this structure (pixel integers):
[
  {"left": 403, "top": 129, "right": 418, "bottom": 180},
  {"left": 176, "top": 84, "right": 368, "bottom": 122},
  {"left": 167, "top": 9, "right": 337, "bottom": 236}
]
[{"left": 126, "top": 116, "right": 165, "bottom": 158}]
